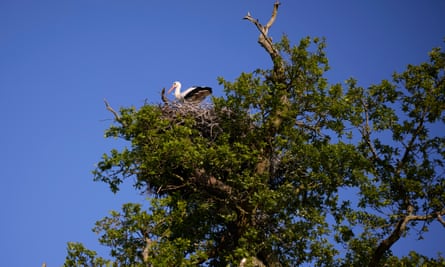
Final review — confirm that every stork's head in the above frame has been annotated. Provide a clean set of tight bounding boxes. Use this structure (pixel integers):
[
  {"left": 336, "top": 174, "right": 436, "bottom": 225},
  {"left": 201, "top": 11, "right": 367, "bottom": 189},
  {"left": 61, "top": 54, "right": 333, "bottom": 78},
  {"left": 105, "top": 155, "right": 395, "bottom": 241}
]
[{"left": 167, "top": 81, "right": 181, "bottom": 94}]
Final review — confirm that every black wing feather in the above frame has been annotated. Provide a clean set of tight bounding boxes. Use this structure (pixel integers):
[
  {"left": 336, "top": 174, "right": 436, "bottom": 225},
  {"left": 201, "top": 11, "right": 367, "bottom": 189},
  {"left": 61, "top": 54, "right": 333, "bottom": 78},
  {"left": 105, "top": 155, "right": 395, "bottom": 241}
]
[{"left": 184, "top": 87, "right": 212, "bottom": 102}]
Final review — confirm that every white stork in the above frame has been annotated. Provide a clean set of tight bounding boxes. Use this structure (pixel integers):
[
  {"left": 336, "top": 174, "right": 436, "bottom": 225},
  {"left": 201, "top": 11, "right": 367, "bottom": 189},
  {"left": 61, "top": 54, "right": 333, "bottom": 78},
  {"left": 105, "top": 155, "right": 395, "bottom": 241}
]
[{"left": 167, "top": 81, "right": 212, "bottom": 103}]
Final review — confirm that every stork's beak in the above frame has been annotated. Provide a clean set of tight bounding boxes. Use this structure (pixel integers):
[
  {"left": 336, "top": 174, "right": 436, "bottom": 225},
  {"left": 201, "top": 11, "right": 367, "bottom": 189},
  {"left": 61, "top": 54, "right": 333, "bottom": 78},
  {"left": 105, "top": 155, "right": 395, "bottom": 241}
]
[{"left": 167, "top": 84, "right": 176, "bottom": 94}]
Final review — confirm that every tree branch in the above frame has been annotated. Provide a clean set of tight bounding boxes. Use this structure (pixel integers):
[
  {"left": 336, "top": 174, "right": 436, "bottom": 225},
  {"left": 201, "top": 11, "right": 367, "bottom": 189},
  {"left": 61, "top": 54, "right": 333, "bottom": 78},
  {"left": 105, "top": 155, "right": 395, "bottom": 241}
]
[
  {"left": 243, "top": 1, "right": 284, "bottom": 81},
  {"left": 142, "top": 237, "right": 152, "bottom": 263},
  {"left": 195, "top": 169, "right": 233, "bottom": 195},
  {"left": 104, "top": 98, "right": 125, "bottom": 126},
  {"left": 243, "top": 0, "right": 288, "bottom": 134},
  {"left": 360, "top": 99, "right": 380, "bottom": 162},
  {"left": 396, "top": 114, "right": 425, "bottom": 174},
  {"left": 437, "top": 212, "right": 445, "bottom": 227},
  {"left": 265, "top": 1, "right": 280, "bottom": 34},
  {"left": 369, "top": 207, "right": 445, "bottom": 266}
]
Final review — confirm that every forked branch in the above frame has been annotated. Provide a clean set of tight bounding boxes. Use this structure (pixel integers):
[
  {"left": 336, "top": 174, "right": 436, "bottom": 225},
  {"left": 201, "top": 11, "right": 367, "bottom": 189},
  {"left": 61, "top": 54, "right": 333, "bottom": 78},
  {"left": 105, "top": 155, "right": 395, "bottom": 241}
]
[
  {"left": 104, "top": 98, "right": 125, "bottom": 126},
  {"left": 244, "top": 1, "right": 284, "bottom": 81},
  {"left": 369, "top": 207, "right": 445, "bottom": 266}
]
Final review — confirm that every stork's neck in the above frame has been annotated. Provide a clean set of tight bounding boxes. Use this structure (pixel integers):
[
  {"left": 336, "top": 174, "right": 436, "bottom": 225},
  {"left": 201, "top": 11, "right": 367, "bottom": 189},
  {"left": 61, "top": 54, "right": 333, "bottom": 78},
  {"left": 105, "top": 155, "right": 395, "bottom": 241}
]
[{"left": 174, "top": 83, "right": 182, "bottom": 99}]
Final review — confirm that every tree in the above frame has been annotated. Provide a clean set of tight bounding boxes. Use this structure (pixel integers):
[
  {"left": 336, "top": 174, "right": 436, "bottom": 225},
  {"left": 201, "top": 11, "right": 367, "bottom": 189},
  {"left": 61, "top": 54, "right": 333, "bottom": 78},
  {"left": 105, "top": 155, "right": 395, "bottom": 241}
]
[
  {"left": 64, "top": 2, "right": 444, "bottom": 266},
  {"left": 342, "top": 44, "right": 445, "bottom": 266}
]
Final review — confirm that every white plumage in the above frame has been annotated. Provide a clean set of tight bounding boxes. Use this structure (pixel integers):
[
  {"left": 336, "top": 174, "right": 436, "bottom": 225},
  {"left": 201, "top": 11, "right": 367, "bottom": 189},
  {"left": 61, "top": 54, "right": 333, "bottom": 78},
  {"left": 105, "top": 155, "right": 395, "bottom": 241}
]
[{"left": 167, "top": 81, "right": 212, "bottom": 103}]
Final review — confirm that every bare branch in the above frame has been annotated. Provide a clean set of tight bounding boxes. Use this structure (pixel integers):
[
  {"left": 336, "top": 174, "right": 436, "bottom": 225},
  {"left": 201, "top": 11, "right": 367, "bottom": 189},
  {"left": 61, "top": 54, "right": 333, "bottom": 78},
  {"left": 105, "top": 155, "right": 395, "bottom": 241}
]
[
  {"left": 243, "top": 1, "right": 284, "bottom": 80},
  {"left": 104, "top": 98, "right": 125, "bottom": 126},
  {"left": 243, "top": 12, "right": 278, "bottom": 58},
  {"left": 265, "top": 1, "right": 281, "bottom": 34},
  {"left": 437, "top": 210, "right": 445, "bottom": 227}
]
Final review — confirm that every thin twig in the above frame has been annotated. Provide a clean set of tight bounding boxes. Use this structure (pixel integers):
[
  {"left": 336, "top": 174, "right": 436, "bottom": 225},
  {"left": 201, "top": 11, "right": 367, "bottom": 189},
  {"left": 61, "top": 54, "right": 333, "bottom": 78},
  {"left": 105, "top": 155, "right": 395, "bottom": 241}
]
[{"left": 360, "top": 98, "right": 380, "bottom": 161}]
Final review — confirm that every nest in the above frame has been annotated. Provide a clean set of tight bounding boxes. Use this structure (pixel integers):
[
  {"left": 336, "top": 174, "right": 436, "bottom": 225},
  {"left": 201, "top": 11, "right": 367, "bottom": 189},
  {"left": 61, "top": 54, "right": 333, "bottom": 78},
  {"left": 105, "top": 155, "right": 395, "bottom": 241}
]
[
  {"left": 159, "top": 101, "right": 231, "bottom": 141},
  {"left": 104, "top": 88, "right": 234, "bottom": 141}
]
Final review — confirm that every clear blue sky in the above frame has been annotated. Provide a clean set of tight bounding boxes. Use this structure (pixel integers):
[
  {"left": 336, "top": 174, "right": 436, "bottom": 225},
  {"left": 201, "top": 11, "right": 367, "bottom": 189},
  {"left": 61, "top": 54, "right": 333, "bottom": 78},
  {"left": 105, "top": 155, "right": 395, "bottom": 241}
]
[{"left": 0, "top": 1, "right": 444, "bottom": 266}]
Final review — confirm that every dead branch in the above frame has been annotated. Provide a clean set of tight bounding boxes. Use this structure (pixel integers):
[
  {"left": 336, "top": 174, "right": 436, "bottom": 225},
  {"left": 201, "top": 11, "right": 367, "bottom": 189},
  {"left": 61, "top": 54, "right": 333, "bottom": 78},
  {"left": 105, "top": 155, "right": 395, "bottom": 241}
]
[
  {"left": 437, "top": 210, "right": 445, "bottom": 227},
  {"left": 244, "top": 0, "right": 289, "bottom": 134},
  {"left": 244, "top": 1, "right": 284, "bottom": 80},
  {"left": 104, "top": 98, "right": 125, "bottom": 126}
]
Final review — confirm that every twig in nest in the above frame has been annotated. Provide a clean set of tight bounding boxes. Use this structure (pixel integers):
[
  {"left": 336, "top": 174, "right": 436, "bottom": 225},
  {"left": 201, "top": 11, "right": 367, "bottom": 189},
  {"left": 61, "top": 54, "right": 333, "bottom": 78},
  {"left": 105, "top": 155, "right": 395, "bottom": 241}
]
[{"left": 159, "top": 102, "right": 227, "bottom": 140}]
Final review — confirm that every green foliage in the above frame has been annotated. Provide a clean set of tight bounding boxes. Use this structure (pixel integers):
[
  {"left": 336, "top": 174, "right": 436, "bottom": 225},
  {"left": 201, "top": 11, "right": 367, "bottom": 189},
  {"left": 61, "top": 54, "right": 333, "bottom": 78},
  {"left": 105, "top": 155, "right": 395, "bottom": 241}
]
[
  {"left": 386, "top": 251, "right": 445, "bottom": 267},
  {"left": 336, "top": 45, "right": 445, "bottom": 266},
  {"left": 64, "top": 242, "right": 112, "bottom": 267},
  {"left": 65, "top": 16, "right": 445, "bottom": 267}
]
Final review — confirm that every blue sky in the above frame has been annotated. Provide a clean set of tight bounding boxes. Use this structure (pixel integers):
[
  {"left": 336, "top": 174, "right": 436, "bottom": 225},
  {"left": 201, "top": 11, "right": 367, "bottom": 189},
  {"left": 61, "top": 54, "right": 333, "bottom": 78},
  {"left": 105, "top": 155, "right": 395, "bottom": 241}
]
[{"left": 0, "top": 1, "right": 444, "bottom": 266}]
